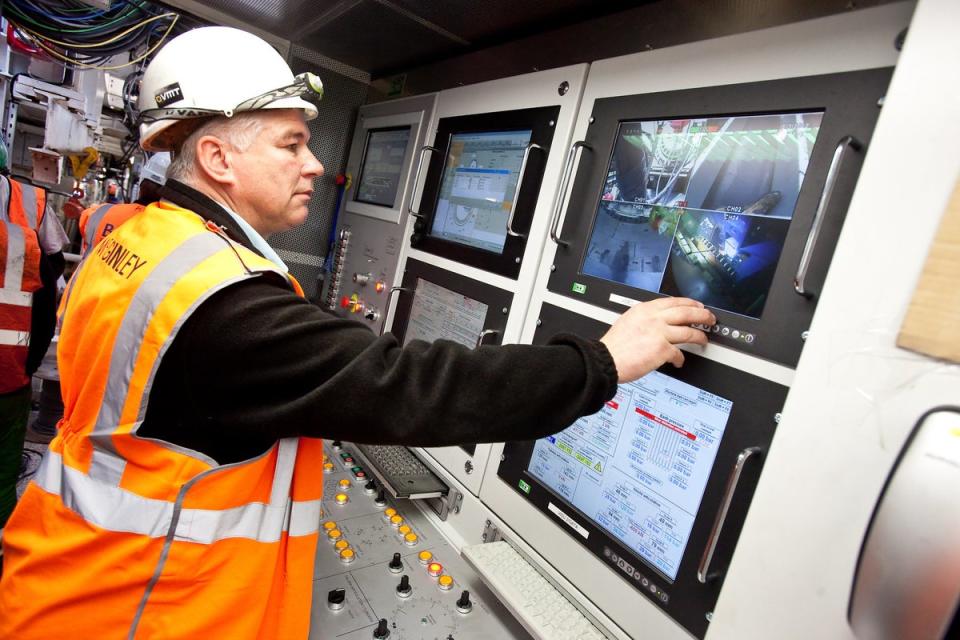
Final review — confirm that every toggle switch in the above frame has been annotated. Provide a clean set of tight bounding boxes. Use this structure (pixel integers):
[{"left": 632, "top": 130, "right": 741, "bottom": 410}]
[
  {"left": 396, "top": 575, "right": 412, "bottom": 598},
  {"left": 373, "top": 619, "right": 390, "bottom": 639},
  {"left": 456, "top": 590, "right": 472, "bottom": 614},
  {"left": 388, "top": 552, "right": 403, "bottom": 573}
]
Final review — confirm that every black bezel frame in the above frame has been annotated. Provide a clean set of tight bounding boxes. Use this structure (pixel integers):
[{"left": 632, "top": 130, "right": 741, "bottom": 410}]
[
  {"left": 498, "top": 303, "right": 788, "bottom": 639},
  {"left": 353, "top": 124, "right": 414, "bottom": 208},
  {"left": 411, "top": 106, "right": 561, "bottom": 279},
  {"left": 547, "top": 68, "right": 892, "bottom": 367}
]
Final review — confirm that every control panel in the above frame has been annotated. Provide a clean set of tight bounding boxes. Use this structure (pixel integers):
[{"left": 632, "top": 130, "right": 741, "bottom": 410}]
[{"left": 311, "top": 441, "right": 530, "bottom": 639}]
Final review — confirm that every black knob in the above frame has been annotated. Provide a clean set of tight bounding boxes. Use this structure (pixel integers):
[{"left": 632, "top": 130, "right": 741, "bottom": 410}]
[
  {"left": 388, "top": 552, "right": 403, "bottom": 572},
  {"left": 396, "top": 574, "right": 411, "bottom": 597},
  {"left": 456, "top": 590, "right": 472, "bottom": 613},
  {"left": 375, "top": 489, "right": 387, "bottom": 506},
  {"left": 373, "top": 618, "right": 390, "bottom": 639},
  {"left": 364, "top": 480, "right": 376, "bottom": 493},
  {"left": 327, "top": 587, "right": 346, "bottom": 611},
  {"left": 331, "top": 440, "right": 342, "bottom": 450}
]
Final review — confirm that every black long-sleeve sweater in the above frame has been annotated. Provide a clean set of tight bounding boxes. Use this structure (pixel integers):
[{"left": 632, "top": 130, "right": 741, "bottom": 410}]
[{"left": 137, "top": 180, "right": 618, "bottom": 464}]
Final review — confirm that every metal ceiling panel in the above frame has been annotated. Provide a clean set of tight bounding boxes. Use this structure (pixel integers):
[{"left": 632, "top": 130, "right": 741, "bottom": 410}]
[{"left": 297, "top": 0, "right": 463, "bottom": 75}]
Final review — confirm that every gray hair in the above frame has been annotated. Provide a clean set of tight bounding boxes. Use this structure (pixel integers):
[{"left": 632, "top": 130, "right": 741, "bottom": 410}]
[{"left": 166, "top": 112, "right": 265, "bottom": 184}]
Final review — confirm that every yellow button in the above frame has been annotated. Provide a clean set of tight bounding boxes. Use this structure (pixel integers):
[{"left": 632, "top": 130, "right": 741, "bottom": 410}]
[
  {"left": 334, "top": 539, "right": 349, "bottom": 551},
  {"left": 322, "top": 521, "right": 337, "bottom": 531},
  {"left": 382, "top": 507, "right": 397, "bottom": 521},
  {"left": 338, "top": 478, "right": 351, "bottom": 490},
  {"left": 438, "top": 575, "right": 454, "bottom": 590},
  {"left": 327, "top": 529, "right": 342, "bottom": 542},
  {"left": 335, "top": 493, "right": 349, "bottom": 505},
  {"left": 389, "top": 515, "right": 404, "bottom": 528},
  {"left": 397, "top": 524, "right": 411, "bottom": 536},
  {"left": 339, "top": 548, "right": 356, "bottom": 563},
  {"left": 427, "top": 562, "right": 443, "bottom": 577},
  {"left": 404, "top": 532, "right": 418, "bottom": 547},
  {"left": 323, "top": 462, "right": 335, "bottom": 473},
  {"left": 417, "top": 551, "right": 433, "bottom": 565}
]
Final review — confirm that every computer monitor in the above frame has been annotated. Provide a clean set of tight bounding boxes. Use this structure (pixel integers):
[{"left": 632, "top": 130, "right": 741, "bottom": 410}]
[
  {"left": 411, "top": 106, "right": 560, "bottom": 279},
  {"left": 354, "top": 126, "right": 412, "bottom": 208},
  {"left": 582, "top": 112, "right": 822, "bottom": 319},
  {"left": 429, "top": 130, "right": 533, "bottom": 254},
  {"left": 402, "top": 277, "right": 489, "bottom": 348},
  {"left": 498, "top": 303, "right": 789, "bottom": 639},
  {"left": 547, "top": 68, "right": 892, "bottom": 366}
]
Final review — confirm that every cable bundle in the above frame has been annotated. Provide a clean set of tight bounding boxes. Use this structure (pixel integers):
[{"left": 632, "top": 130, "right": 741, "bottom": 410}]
[{"left": 2, "top": 0, "right": 179, "bottom": 70}]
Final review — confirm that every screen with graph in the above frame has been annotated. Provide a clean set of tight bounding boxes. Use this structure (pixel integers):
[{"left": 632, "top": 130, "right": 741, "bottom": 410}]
[{"left": 526, "top": 371, "right": 733, "bottom": 581}]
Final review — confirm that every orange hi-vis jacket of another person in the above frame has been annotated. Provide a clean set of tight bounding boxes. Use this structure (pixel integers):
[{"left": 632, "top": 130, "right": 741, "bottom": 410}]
[
  {"left": 0, "top": 202, "right": 325, "bottom": 639},
  {"left": 5, "top": 178, "right": 45, "bottom": 233},
  {"left": 0, "top": 219, "right": 41, "bottom": 394},
  {"left": 78, "top": 202, "right": 145, "bottom": 257}
]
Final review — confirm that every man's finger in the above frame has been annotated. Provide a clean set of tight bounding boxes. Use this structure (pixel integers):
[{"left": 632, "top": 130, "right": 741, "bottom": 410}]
[
  {"left": 665, "top": 325, "right": 709, "bottom": 346},
  {"left": 668, "top": 345, "right": 686, "bottom": 368},
  {"left": 660, "top": 306, "right": 716, "bottom": 327}
]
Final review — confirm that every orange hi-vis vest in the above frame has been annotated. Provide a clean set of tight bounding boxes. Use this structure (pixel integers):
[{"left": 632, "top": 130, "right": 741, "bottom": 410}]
[
  {"left": 0, "top": 219, "right": 41, "bottom": 394},
  {"left": 5, "top": 177, "right": 45, "bottom": 233},
  {"left": 0, "top": 201, "right": 325, "bottom": 639},
  {"left": 79, "top": 202, "right": 145, "bottom": 257}
]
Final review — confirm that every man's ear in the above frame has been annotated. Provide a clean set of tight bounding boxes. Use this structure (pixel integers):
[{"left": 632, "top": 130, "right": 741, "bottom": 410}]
[{"left": 194, "top": 135, "right": 237, "bottom": 187}]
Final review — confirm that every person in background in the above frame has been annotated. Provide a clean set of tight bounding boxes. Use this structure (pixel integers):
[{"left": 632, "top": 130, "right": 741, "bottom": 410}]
[
  {"left": 78, "top": 152, "right": 170, "bottom": 258},
  {"left": 0, "top": 27, "right": 714, "bottom": 639},
  {"left": 0, "top": 137, "right": 68, "bottom": 531}
]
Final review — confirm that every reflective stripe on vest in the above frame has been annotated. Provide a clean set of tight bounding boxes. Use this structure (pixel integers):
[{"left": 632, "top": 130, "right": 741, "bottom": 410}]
[
  {"left": 0, "top": 220, "right": 41, "bottom": 392},
  {"left": 6, "top": 178, "right": 45, "bottom": 231},
  {"left": 82, "top": 203, "right": 115, "bottom": 256},
  {"left": 33, "top": 447, "right": 323, "bottom": 543}
]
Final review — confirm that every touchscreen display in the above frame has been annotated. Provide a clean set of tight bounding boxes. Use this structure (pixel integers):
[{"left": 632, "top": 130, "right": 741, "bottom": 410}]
[
  {"left": 403, "top": 278, "right": 488, "bottom": 348},
  {"left": 582, "top": 112, "right": 823, "bottom": 318},
  {"left": 430, "top": 130, "right": 533, "bottom": 253},
  {"left": 355, "top": 127, "right": 412, "bottom": 207},
  {"left": 527, "top": 371, "right": 733, "bottom": 581}
]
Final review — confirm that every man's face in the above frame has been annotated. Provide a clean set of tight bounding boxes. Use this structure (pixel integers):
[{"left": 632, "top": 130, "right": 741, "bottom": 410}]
[{"left": 231, "top": 109, "right": 324, "bottom": 236}]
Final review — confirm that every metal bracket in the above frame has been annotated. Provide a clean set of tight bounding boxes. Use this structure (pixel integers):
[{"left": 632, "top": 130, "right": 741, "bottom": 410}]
[
  {"left": 481, "top": 519, "right": 503, "bottom": 543},
  {"left": 427, "top": 485, "right": 463, "bottom": 521}
]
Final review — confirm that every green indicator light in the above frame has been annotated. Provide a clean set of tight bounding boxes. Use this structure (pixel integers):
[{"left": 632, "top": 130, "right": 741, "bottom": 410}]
[
  {"left": 518, "top": 480, "right": 531, "bottom": 494},
  {"left": 572, "top": 283, "right": 587, "bottom": 294}
]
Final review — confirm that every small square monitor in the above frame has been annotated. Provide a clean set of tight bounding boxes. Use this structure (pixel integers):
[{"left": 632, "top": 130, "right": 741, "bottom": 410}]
[
  {"left": 403, "top": 277, "right": 489, "bottom": 348},
  {"left": 355, "top": 126, "right": 413, "bottom": 208}
]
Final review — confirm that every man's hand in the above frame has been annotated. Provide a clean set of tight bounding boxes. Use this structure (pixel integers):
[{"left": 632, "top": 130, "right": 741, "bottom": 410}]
[{"left": 599, "top": 297, "right": 716, "bottom": 383}]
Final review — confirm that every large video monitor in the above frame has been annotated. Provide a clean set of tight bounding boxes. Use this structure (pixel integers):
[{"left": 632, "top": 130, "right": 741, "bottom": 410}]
[
  {"left": 498, "top": 304, "right": 788, "bottom": 639},
  {"left": 354, "top": 126, "right": 412, "bottom": 208},
  {"left": 548, "top": 68, "right": 892, "bottom": 366},
  {"left": 411, "top": 106, "right": 560, "bottom": 279}
]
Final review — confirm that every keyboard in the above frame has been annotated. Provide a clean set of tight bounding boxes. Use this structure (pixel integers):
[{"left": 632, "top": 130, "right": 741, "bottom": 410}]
[
  {"left": 461, "top": 540, "right": 608, "bottom": 640},
  {"left": 354, "top": 444, "right": 447, "bottom": 499}
]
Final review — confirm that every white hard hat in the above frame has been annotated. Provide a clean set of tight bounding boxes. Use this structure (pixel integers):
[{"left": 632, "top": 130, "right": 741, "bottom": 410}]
[
  {"left": 138, "top": 27, "right": 321, "bottom": 151},
  {"left": 140, "top": 151, "right": 171, "bottom": 185}
]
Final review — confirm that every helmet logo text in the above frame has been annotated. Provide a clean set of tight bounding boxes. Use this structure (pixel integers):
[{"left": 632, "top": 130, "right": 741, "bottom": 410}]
[{"left": 155, "top": 82, "right": 184, "bottom": 108}]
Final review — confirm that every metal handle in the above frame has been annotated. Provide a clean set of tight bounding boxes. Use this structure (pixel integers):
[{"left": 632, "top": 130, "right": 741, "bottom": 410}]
[
  {"left": 549, "top": 140, "right": 591, "bottom": 247},
  {"left": 794, "top": 135, "right": 862, "bottom": 297},
  {"left": 379, "top": 286, "right": 411, "bottom": 336},
  {"left": 476, "top": 329, "right": 499, "bottom": 348},
  {"left": 505, "top": 142, "right": 544, "bottom": 238},
  {"left": 408, "top": 145, "right": 440, "bottom": 219},
  {"left": 698, "top": 446, "right": 761, "bottom": 584}
]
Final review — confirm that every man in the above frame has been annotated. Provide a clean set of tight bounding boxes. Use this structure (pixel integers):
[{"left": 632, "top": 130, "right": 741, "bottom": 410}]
[
  {"left": 0, "top": 138, "right": 67, "bottom": 530},
  {"left": 0, "top": 27, "right": 714, "bottom": 639}
]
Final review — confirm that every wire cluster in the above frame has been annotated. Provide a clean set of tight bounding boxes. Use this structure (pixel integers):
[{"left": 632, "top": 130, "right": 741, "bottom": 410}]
[{"left": 2, "top": 0, "right": 180, "bottom": 71}]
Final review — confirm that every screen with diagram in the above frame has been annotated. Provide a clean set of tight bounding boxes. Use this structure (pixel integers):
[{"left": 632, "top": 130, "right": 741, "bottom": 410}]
[
  {"left": 402, "top": 277, "right": 488, "bottom": 348},
  {"left": 527, "top": 371, "right": 733, "bottom": 581},
  {"left": 581, "top": 112, "right": 823, "bottom": 318},
  {"left": 355, "top": 126, "right": 412, "bottom": 207},
  {"left": 430, "top": 130, "right": 533, "bottom": 253}
]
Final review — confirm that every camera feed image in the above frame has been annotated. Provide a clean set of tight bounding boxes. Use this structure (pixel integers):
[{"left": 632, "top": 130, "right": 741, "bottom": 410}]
[{"left": 582, "top": 112, "right": 823, "bottom": 318}]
